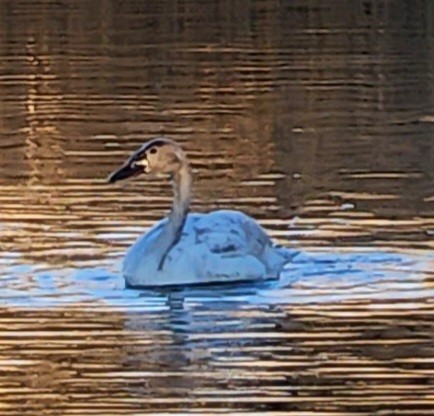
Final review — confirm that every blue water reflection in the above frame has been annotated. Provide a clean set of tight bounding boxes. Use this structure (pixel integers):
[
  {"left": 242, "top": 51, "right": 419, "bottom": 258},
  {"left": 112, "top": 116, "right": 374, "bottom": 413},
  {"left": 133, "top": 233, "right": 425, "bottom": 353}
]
[{"left": 1, "top": 249, "right": 432, "bottom": 308}]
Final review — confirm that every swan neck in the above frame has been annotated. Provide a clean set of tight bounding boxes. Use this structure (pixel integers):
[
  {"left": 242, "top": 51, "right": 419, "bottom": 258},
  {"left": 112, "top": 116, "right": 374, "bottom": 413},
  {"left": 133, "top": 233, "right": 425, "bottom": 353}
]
[
  {"left": 170, "top": 163, "right": 192, "bottom": 223},
  {"left": 154, "top": 163, "right": 191, "bottom": 270}
]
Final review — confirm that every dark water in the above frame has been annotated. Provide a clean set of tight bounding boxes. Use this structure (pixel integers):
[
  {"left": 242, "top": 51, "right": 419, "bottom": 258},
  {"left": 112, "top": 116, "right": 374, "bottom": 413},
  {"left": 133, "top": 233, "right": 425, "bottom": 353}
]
[{"left": 1, "top": 0, "right": 434, "bottom": 414}]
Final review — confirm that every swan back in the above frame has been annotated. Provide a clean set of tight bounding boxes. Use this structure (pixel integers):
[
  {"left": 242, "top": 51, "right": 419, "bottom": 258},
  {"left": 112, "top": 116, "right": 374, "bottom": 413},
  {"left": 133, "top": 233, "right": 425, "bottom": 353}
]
[{"left": 123, "top": 210, "right": 296, "bottom": 287}]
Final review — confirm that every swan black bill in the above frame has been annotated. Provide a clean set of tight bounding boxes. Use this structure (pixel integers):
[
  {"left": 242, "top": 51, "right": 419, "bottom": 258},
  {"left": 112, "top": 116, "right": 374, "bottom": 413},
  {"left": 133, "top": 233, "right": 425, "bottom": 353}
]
[{"left": 108, "top": 163, "right": 143, "bottom": 183}]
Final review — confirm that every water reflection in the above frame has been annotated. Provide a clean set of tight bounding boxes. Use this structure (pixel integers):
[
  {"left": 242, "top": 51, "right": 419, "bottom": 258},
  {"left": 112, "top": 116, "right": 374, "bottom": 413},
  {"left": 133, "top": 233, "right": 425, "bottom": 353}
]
[
  {"left": 1, "top": 272, "right": 433, "bottom": 414},
  {"left": 0, "top": 0, "right": 434, "bottom": 414},
  {"left": 1, "top": 248, "right": 433, "bottom": 308}
]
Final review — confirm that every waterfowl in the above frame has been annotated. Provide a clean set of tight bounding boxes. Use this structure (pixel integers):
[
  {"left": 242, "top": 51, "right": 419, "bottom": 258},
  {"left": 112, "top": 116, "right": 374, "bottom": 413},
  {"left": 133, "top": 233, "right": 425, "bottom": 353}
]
[{"left": 109, "top": 137, "right": 296, "bottom": 287}]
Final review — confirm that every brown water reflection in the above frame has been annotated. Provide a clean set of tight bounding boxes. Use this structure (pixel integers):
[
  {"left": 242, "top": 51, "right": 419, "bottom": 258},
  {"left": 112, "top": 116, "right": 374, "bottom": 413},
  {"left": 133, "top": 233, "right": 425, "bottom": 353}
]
[
  {"left": 1, "top": 301, "right": 433, "bottom": 415},
  {"left": 0, "top": 0, "right": 434, "bottom": 414}
]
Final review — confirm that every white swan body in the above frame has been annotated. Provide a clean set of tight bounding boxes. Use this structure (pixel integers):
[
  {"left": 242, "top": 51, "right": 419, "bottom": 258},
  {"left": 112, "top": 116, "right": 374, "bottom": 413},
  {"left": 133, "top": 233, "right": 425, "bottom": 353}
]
[
  {"left": 123, "top": 209, "right": 297, "bottom": 287},
  {"left": 109, "top": 137, "right": 295, "bottom": 288}
]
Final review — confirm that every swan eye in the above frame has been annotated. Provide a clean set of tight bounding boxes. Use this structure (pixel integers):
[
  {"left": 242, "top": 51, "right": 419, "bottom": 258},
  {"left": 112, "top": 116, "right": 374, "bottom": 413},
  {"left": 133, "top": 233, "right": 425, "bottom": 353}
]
[{"left": 149, "top": 147, "right": 157, "bottom": 154}]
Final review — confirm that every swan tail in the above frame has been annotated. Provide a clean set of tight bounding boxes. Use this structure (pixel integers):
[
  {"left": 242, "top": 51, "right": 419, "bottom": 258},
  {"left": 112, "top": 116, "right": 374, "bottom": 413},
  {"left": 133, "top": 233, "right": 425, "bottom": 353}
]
[{"left": 261, "top": 244, "right": 298, "bottom": 277}]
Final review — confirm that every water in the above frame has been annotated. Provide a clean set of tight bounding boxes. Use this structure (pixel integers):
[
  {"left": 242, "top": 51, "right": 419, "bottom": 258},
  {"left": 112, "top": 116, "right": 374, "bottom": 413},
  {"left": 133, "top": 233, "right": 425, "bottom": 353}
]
[{"left": 0, "top": 0, "right": 434, "bottom": 414}]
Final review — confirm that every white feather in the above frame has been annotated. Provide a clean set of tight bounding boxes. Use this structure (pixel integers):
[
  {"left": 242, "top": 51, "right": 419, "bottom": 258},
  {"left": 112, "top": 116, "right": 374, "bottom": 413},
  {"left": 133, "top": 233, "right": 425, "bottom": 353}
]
[{"left": 123, "top": 209, "right": 297, "bottom": 287}]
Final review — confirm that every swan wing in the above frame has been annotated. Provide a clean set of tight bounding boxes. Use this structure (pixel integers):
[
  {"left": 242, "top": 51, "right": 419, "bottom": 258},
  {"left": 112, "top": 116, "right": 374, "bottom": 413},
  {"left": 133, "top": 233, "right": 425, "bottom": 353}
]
[
  {"left": 167, "top": 210, "right": 293, "bottom": 279},
  {"left": 123, "top": 210, "right": 294, "bottom": 287}
]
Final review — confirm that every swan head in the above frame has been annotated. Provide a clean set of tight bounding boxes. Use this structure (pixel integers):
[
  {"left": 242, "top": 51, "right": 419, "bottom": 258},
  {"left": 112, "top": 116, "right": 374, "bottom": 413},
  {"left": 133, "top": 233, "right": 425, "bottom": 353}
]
[{"left": 108, "top": 137, "right": 187, "bottom": 183}]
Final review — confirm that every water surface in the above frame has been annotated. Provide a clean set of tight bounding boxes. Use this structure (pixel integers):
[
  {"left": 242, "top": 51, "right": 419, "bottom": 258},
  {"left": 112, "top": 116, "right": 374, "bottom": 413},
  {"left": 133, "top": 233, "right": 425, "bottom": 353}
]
[{"left": 0, "top": 0, "right": 433, "bottom": 414}]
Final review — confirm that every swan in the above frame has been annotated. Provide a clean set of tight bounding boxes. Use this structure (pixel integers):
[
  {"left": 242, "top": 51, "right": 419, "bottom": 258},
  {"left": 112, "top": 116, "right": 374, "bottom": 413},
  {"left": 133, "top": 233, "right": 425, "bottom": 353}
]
[{"left": 108, "top": 137, "right": 296, "bottom": 287}]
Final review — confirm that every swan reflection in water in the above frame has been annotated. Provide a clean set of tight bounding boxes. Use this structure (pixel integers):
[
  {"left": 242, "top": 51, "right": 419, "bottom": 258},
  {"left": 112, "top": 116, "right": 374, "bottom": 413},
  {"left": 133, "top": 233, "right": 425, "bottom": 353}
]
[{"left": 108, "top": 137, "right": 297, "bottom": 288}]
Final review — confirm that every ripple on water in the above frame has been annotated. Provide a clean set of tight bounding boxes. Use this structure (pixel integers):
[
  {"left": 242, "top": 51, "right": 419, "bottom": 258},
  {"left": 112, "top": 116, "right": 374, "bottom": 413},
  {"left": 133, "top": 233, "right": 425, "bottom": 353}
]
[
  {"left": 1, "top": 0, "right": 434, "bottom": 414},
  {"left": 0, "top": 252, "right": 433, "bottom": 415},
  {"left": 0, "top": 248, "right": 433, "bottom": 308}
]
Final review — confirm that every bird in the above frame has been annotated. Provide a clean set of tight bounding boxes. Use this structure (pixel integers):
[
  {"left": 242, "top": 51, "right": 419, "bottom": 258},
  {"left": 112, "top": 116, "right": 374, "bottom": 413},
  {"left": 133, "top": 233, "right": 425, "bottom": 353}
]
[{"left": 108, "top": 137, "right": 297, "bottom": 288}]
